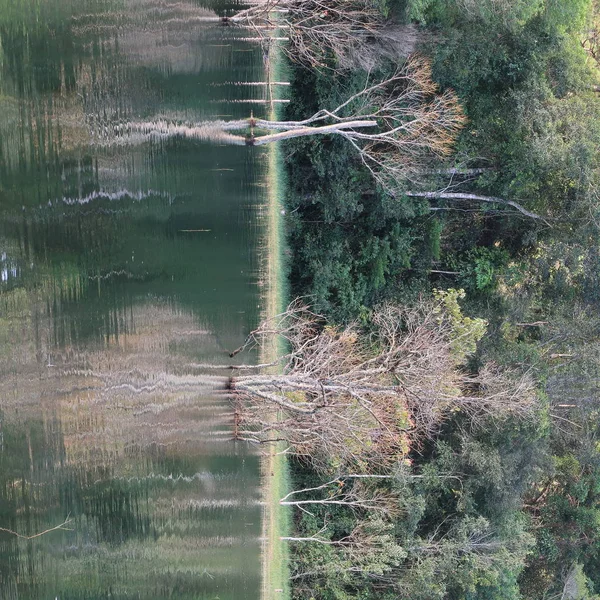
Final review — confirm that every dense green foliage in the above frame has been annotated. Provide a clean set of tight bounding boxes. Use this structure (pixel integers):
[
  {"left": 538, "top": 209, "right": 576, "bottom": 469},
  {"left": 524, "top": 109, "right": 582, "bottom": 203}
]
[
  {"left": 281, "top": 0, "right": 600, "bottom": 597},
  {"left": 283, "top": 68, "right": 434, "bottom": 322}
]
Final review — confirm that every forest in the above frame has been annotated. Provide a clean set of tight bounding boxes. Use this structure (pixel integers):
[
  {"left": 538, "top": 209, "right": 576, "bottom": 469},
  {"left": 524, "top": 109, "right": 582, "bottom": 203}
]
[
  {"left": 231, "top": 0, "right": 600, "bottom": 598},
  {"left": 1, "top": 0, "right": 599, "bottom": 597}
]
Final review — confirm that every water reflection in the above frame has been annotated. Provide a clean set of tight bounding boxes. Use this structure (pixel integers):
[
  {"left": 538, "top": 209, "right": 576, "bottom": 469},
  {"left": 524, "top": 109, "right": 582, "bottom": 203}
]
[
  {"left": 0, "top": 0, "right": 269, "bottom": 597},
  {"left": 0, "top": 304, "right": 262, "bottom": 592}
]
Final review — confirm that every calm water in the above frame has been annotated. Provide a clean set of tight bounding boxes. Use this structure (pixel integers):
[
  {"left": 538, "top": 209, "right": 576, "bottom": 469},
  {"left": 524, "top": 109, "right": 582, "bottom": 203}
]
[{"left": 0, "top": 1, "right": 272, "bottom": 597}]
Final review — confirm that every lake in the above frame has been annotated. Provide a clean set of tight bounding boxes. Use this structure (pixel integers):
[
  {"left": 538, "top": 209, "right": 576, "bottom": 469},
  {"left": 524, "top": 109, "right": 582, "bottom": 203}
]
[{"left": 0, "top": 1, "right": 273, "bottom": 597}]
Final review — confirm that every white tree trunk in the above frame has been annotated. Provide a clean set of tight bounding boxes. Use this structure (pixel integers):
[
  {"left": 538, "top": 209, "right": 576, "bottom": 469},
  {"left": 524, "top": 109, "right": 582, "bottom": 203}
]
[
  {"left": 250, "top": 120, "right": 377, "bottom": 145},
  {"left": 406, "top": 191, "right": 545, "bottom": 221}
]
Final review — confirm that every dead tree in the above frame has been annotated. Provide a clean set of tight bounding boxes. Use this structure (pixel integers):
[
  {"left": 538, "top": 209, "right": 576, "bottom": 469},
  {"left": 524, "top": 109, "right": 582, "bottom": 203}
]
[
  {"left": 280, "top": 484, "right": 406, "bottom": 578},
  {"left": 397, "top": 149, "right": 548, "bottom": 222},
  {"left": 231, "top": 302, "right": 412, "bottom": 471},
  {"left": 225, "top": 0, "right": 417, "bottom": 70},
  {"left": 283, "top": 516, "right": 404, "bottom": 566},
  {"left": 117, "top": 56, "right": 466, "bottom": 197},
  {"left": 249, "top": 55, "right": 466, "bottom": 191},
  {"left": 405, "top": 190, "right": 546, "bottom": 222},
  {"left": 278, "top": 477, "right": 401, "bottom": 517},
  {"left": 230, "top": 298, "right": 537, "bottom": 473}
]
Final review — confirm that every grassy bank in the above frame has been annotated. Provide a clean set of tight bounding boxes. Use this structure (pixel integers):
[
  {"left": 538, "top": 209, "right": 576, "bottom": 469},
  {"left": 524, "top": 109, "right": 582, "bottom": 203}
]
[{"left": 260, "top": 44, "right": 292, "bottom": 600}]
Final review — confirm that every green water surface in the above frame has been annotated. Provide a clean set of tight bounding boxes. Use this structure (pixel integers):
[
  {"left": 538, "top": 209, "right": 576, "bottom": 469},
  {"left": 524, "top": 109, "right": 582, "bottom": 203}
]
[{"left": 0, "top": 1, "right": 270, "bottom": 597}]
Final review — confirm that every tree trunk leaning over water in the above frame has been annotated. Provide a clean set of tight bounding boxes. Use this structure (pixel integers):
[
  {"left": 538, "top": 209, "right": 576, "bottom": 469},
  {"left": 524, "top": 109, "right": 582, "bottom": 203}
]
[
  {"left": 115, "top": 57, "right": 466, "bottom": 196},
  {"left": 247, "top": 55, "right": 466, "bottom": 195}
]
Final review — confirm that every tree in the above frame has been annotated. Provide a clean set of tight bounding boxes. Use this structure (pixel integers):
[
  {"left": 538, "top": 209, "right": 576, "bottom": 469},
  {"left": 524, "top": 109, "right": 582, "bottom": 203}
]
[
  {"left": 278, "top": 474, "right": 403, "bottom": 514},
  {"left": 402, "top": 0, "right": 597, "bottom": 225},
  {"left": 250, "top": 56, "right": 465, "bottom": 195},
  {"left": 405, "top": 190, "right": 547, "bottom": 222},
  {"left": 224, "top": 0, "right": 418, "bottom": 70},
  {"left": 118, "top": 56, "right": 466, "bottom": 199},
  {"left": 230, "top": 294, "right": 537, "bottom": 473},
  {"left": 287, "top": 493, "right": 532, "bottom": 600},
  {"left": 399, "top": 90, "right": 600, "bottom": 224}
]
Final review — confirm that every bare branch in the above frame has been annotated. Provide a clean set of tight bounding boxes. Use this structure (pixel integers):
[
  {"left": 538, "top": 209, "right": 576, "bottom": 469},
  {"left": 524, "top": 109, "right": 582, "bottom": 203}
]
[
  {"left": 0, "top": 516, "right": 73, "bottom": 540},
  {"left": 108, "top": 57, "right": 466, "bottom": 196},
  {"left": 231, "top": 299, "right": 537, "bottom": 472},
  {"left": 226, "top": 0, "right": 417, "bottom": 70}
]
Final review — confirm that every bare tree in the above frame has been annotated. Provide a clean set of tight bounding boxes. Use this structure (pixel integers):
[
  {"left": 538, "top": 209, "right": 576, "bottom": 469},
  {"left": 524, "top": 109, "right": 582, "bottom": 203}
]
[
  {"left": 278, "top": 477, "right": 401, "bottom": 517},
  {"left": 286, "top": 509, "right": 530, "bottom": 591},
  {"left": 116, "top": 56, "right": 466, "bottom": 198},
  {"left": 283, "top": 516, "right": 404, "bottom": 561},
  {"left": 225, "top": 0, "right": 418, "bottom": 70},
  {"left": 405, "top": 190, "right": 547, "bottom": 222},
  {"left": 402, "top": 157, "right": 549, "bottom": 222},
  {"left": 250, "top": 56, "right": 465, "bottom": 186},
  {"left": 230, "top": 298, "right": 537, "bottom": 472}
]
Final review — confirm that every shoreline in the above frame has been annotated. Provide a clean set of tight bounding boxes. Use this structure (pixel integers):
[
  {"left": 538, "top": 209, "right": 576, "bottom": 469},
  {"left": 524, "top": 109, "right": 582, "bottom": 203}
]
[{"left": 259, "top": 41, "right": 291, "bottom": 600}]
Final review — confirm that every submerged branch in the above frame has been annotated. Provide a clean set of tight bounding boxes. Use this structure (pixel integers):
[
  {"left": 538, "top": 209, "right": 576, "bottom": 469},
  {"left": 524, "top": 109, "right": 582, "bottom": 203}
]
[{"left": 0, "top": 517, "right": 73, "bottom": 540}]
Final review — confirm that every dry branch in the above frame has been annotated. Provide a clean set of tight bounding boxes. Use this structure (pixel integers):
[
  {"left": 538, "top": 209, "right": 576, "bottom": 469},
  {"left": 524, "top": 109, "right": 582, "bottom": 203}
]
[
  {"left": 112, "top": 57, "right": 465, "bottom": 195},
  {"left": 226, "top": 0, "right": 413, "bottom": 70},
  {"left": 231, "top": 299, "right": 537, "bottom": 472},
  {"left": 251, "top": 55, "right": 466, "bottom": 194},
  {"left": 405, "top": 190, "right": 547, "bottom": 222},
  {"left": 0, "top": 516, "right": 73, "bottom": 540}
]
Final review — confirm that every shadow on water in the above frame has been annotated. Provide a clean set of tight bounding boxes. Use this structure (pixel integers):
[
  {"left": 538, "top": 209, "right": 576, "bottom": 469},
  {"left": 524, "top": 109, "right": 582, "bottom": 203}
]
[{"left": 0, "top": 0, "right": 271, "bottom": 597}]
